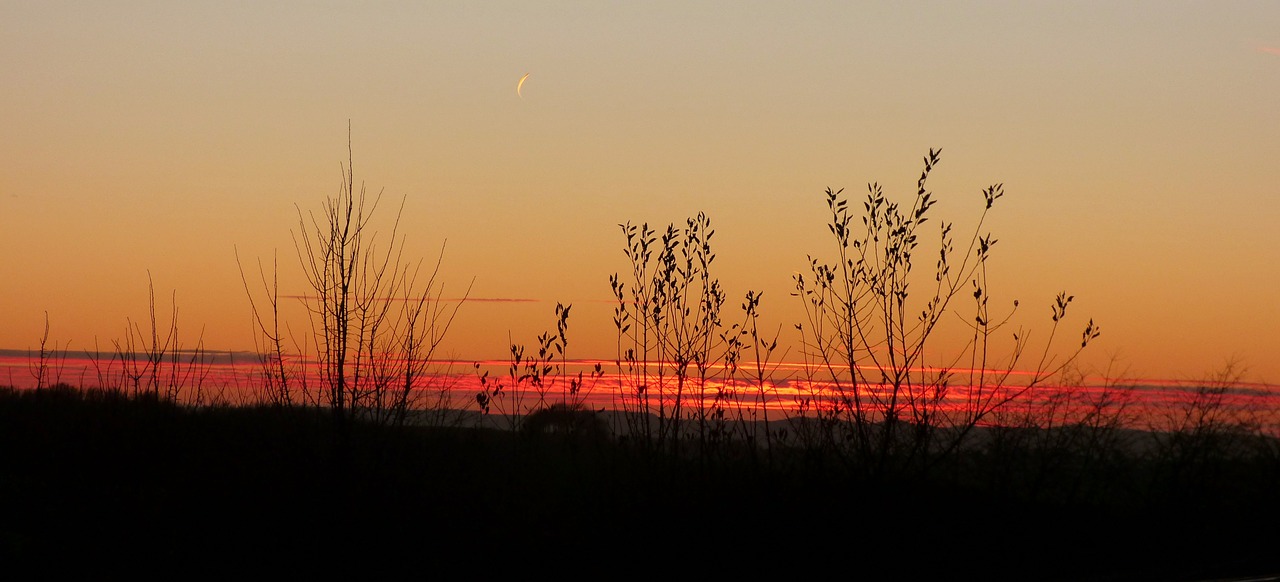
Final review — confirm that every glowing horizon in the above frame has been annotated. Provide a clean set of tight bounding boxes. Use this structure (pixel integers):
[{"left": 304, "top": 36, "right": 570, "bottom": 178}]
[{"left": 4, "top": 351, "right": 1276, "bottom": 438}]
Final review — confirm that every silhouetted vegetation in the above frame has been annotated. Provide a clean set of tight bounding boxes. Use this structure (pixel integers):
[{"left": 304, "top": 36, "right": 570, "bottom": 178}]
[
  {"left": 237, "top": 126, "right": 471, "bottom": 429},
  {"left": 1, "top": 383, "right": 1277, "bottom": 578},
  {"left": 5, "top": 146, "right": 1278, "bottom": 578}
]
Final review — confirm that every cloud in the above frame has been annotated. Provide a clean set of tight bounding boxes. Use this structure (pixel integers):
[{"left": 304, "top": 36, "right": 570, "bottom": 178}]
[
  {"left": 279, "top": 294, "right": 540, "bottom": 304},
  {"left": 1257, "top": 45, "right": 1280, "bottom": 56},
  {"left": 457, "top": 297, "right": 540, "bottom": 303},
  {"left": 276, "top": 295, "right": 626, "bottom": 304}
]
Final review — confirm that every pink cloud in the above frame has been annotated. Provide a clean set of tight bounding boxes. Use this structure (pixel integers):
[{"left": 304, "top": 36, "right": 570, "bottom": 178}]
[
  {"left": 280, "top": 294, "right": 539, "bottom": 303},
  {"left": 1257, "top": 45, "right": 1280, "bottom": 56}
]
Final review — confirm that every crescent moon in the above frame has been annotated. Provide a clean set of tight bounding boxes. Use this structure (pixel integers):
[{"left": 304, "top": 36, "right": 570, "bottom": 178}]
[{"left": 517, "top": 73, "right": 530, "bottom": 98}]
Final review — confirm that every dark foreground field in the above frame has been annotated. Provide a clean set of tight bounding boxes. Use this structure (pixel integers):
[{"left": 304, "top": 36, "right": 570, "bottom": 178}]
[{"left": 2, "top": 385, "right": 1278, "bottom": 579}]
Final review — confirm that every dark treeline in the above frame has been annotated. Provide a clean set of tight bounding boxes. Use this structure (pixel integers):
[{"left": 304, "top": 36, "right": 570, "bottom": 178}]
[{"left": 1, "top": 383, "right": 1278, "bottom": 579}]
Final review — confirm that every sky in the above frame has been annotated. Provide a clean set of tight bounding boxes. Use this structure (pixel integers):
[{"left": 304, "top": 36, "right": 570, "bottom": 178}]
[{"left": 3, "top": 1, "right": 1278, "bottom": 383}]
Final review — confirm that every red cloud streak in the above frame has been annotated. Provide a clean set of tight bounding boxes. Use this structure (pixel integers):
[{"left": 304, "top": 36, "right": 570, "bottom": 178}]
[
  {"left": 279, "top": 294, "right": 538, "bottom": 303},
  {"left": 3, "top": 353, "right": 1277, "bottom": 435}
]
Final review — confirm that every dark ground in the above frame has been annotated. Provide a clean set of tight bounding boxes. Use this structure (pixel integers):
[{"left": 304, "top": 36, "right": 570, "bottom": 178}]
[{"left": 1, "top": 386, "right": 1277, "bottom": 579}]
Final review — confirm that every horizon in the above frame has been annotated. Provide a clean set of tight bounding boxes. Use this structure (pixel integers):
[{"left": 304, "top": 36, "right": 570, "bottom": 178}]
[
  {"left": 4, "top": 349, "right": 1277, "bottom": 438},
  {"left": 4, "top": 3, "right": 1279, "bottom": 384}
]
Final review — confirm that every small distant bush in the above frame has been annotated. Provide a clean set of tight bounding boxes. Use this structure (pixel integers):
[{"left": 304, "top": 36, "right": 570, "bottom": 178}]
[{"left": 521, "top": 402, "right": 608, "bottom": 440}]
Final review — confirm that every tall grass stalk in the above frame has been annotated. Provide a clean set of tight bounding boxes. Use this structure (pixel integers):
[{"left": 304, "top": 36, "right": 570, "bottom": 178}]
[
  {"left": 28, "top": 312, "right": 69, "bottom": 391},
  {"left": 476, "top": 303, "right": 604, "bottom": 432}
]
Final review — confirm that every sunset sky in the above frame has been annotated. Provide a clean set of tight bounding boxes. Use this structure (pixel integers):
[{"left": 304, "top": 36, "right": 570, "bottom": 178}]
[{"left": 3, "top": 2, "right": 1278, "bottom": 383}]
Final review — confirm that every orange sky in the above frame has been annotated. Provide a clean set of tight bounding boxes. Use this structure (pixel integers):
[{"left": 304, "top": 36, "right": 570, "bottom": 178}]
[{"left": 3, "top": 2, "right": 1278, "bottom": 382}]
